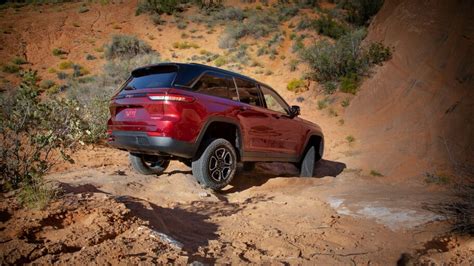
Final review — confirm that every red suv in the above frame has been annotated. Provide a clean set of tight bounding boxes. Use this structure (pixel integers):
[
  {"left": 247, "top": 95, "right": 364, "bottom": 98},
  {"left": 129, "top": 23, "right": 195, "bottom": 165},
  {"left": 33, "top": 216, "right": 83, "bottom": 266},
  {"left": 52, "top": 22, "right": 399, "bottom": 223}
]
[{"left": 107, "top": 63, "right": 324, "bottom": 190}]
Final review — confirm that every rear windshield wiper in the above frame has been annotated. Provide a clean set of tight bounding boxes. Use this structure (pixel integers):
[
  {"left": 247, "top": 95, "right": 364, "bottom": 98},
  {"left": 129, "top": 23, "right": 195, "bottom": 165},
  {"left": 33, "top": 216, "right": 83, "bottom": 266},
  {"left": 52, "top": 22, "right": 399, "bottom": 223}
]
[{"left": 123, "top": 85, "right": 137, "bottom": 91}]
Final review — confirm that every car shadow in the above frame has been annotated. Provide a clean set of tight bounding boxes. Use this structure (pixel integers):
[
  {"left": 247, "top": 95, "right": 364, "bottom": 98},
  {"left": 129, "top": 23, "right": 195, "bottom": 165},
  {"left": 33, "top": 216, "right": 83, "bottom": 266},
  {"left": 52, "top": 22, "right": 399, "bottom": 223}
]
[
  {"left": 58, "top": 182, "right": 220, "bottom": 264},
  {"left": 222, "top": 159, "right": 346, "bottom": 194}
]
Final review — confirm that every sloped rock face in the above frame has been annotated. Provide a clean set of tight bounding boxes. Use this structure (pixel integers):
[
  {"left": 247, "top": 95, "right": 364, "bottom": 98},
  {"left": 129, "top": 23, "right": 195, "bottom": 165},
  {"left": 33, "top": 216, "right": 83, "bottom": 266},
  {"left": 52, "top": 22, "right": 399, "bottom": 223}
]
[{"left": 346, "top": 0, "right": 474, "bottom": 178}]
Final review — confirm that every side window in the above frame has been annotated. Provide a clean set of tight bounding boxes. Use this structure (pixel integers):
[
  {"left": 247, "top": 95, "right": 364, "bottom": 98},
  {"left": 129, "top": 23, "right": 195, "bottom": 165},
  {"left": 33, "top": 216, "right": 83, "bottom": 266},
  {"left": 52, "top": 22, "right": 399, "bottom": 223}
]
[
  {"left": 235, "top": 78, "right": 263, "bottom": 107},
  {"left": 260, "top": 85, "right": 289, "bottom": 114},
  {"left": 193, "top": 73, "right": 238, "bottom": 100}
]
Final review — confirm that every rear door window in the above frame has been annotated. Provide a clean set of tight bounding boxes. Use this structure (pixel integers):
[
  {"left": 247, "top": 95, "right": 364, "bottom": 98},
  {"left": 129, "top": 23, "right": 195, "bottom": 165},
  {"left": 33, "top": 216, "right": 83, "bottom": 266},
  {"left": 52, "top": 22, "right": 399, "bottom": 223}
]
[
  {"left": 122, "top": 65, "right": 177, "bottom": 91},
  {"left": 235, "top": 78, "right": 263, "bottom": 107},
  {"left": 192, "top": 72, "right": 238, "bottom": 101}
]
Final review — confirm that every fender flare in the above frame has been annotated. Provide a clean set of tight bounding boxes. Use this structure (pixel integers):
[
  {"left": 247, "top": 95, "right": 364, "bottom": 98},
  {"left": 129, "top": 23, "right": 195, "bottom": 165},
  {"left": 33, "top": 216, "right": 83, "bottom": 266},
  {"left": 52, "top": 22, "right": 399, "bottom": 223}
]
[{"left": 192, "top": 116, "right": 244, "bottom": 159}]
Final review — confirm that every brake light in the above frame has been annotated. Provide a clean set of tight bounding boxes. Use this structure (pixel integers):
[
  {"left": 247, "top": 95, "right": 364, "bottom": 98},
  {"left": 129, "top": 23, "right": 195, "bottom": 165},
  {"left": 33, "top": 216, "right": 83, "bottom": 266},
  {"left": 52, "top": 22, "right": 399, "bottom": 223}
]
[{"left": 147, "top": 94, "right": 195, "bottom": 103}]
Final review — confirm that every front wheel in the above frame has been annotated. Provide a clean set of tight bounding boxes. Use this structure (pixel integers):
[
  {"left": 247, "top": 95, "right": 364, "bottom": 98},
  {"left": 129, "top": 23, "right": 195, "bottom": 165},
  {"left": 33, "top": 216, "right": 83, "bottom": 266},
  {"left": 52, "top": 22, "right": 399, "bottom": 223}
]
[
  {"left": 300, "top": 146, "right": 316, "bottom": 177},
  {"left": 129, "top": 153, "right": 170, "bottom": 175},
  {"left": 192, "top": 138, "right": 237, "bottom": 191}
]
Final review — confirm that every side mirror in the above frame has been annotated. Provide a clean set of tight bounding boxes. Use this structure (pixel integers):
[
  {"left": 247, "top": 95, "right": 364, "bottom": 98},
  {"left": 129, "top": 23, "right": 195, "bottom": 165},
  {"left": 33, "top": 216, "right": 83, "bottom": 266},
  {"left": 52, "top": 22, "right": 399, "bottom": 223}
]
[{"left": 289, "top": 105, "right": 300, "bottom": 118}]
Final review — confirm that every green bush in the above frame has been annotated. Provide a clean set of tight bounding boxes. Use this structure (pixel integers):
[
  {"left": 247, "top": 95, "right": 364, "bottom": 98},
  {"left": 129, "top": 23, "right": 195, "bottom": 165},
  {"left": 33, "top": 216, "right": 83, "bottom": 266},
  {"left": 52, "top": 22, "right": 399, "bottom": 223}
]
[
  {"left": 2, "top": 64, "right": 20, "bottom": 73},
  {"left": 289, "top": 59, "right": 299, "bottom": 72},
  {"left": 57, "top": 72, "right": 68, "bottom": 80},
  {"left": 302, "top": 28, "right": 392, "bottom": 94},
  {"left": 367, "top": 41, "right": 392, "bottom": 64},
  {"left": 214, "top": 55, "right": 227, "bottom": 67},
  {"left": 58, "top": 60, "right": 74, "bottom": 70},
  {"left": 69, "top": 52, "right": 162, "bottom": 143},
  {"left": 277, "top": 5, "right": 299, "bottom": 21},
  {"left": 78, "top": 4, "right": 89, "bottom": 13},
  {"left": 213, "top": 7, "right": 245, "bottom": 21},
  {"left": 342, "top": 0, "right": 384, "bottom": 26},
  {"left": 86, "top": 54, "right": 96, "bottom": 60},
  {"left": 339, "top": 73, "right": 359, "bottom": 94},
  {"left": 341, "top": 98, "right": 350, "bottom": 107},
  {"left": 323, "top": 81, "right": 337, "bottom": 94},
  {"left": 12, "top": 57, "right": 27, "bottom": 65},
  {"left": 39, "top": 79, "right": 55, "bottom": 90},
  {"left": 0, "top": 71, "right": 86, "bottom": 202},
  {"left": 104, "top": 35, "right": 153, "bottom": 60},
  {"left": 314, "top": 15, "right": 348, "bottom": 39},
  {"left": 218, "top": 11, "right": 279, "bottom": 49},
  {"left": 136, "top": 0, "right": 182, "bottom": 15},
  {"left": 52, "top": 48, "right": 67, "bottom": 56},
  {"left": 151, "top": 13, "right": 164, "bottom": 25},
  {"left": 287, "top": 78, "right": 306, "bottom": 92}
]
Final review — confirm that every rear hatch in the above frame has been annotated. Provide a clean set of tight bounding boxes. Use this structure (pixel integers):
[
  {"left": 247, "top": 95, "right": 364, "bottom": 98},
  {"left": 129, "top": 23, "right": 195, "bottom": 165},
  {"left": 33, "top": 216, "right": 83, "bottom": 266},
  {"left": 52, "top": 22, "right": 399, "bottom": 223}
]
[{"left": 108, "top": 64, "right": 178, "bottom": 132}]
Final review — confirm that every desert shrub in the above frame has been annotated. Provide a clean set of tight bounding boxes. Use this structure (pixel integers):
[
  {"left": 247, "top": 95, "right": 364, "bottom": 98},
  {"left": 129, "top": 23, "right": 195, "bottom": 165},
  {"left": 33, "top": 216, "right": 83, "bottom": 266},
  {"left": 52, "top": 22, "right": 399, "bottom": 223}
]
[
  {"left": 367, "top": 41, "right": 392, "bottom": 64},
  {"left": 345, "top": 135, "right": 355, "bottom": 143},
  {"left": 72, "top": 64, "right": 90, "bottom": 77},
  {"left": 86, "top": 54, "right": 97, "bottom": 60},
  {"left": 151, "top": 13, "right": 164, "bottom": 25},
  {"left": 136, "top": 0, "right": 182, "bottom": 15},
  {"left": 172, "top": 41, "right": 199, "bottom": 49},
  {"left": 39, "top": 79, "right": 55, "bottom": 90},
  {"left": 287, "top": 78, "right": 306, "bottom": 92},
  {"left": 12, "top": 57, "right": 27, "bottom": 65},
  {"left": 302, "top": 28, "right": 390, "bottom": 91},
  {"left": 69, "top": 51, "right": 162, "bottom": 143},
  {"left": 104, "top": 35, "right": 153, "bottom": 60},
  {"left": 0, "top": 71, "right": 86, "bottom": 204},
  {"left": 214, "top": 55, "right": 227, "bottom": 67},
  {"left": 277, "top": 5, "right": 299, "bottom": 21},
  {"left": 52, "top": 48, "right": 67, "bottom": 56},
  {"left": 294, "top": 0, "right": 320, "bottom": 8},
  {"left": 176, "top": 20, "right": 187, "bottom": 29},
  {"left": 323, "top": 81, "right": 337, "bottom": 94},
  {"left": 78, "top": 4, "right": 89, "bottom": 13},
  {"left": 289, "top": 59, "right": 299, "bottom": 71},
  {"left": 213, "top": 7, "right": 245, "bottom": 21},
  {"left": 341, "top": 98, "right": 350, "bottom": 107},
  {"left": 340, "top": 0, "right": 384, "bottom": 26},
  {"left": 339, "top": 73, "right": 359, "bottom": 94},
  {"left": 219, "top": 11, "right": 279, "bottom": 49},
  {"left": 370, "top": 170, "right": 383, "bottom": 177},
  {"left": 292, "top": 37, "right": 305, "bottom": 53},
  {"left": 317, "top": 97, "right": 329, "bottom": 110},
  {"left": 57, "top": 71, "right": 68, "bottom": 80},
  {"left": 296, "top": 16, "right": 312, "bottom": 30},
  {"left": 425, "top": 171, "right": 473, "bottom": 234},
  {"left": 2, "top": 64, "right": 20, "bottom": 73},
  {"left": 58, "top": 60, "right": 74, "bottom": 70},
  {"left": 314, "top": 15, "right": 348, "bottom": 39}
]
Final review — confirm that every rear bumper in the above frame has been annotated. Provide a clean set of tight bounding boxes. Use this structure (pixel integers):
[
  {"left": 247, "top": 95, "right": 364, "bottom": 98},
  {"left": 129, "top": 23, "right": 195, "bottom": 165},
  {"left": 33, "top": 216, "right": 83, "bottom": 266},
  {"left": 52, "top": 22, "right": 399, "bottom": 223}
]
[{"left": 108, "top": 131, "right": 196, "bottom": 158}]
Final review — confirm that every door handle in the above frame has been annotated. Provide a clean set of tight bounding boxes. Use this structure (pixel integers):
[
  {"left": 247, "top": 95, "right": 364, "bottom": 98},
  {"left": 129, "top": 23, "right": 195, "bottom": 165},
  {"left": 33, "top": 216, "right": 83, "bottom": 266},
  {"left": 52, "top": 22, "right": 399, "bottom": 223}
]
[{"left": 239, "top": 106, "right": 249, "bottom": 111}]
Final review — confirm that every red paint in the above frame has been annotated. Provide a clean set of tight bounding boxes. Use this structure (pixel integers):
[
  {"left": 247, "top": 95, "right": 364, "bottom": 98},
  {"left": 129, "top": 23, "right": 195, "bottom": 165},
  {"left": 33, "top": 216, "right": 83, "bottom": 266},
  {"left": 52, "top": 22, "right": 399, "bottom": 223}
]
[{"left": 108, "top": 87, "right": 322, "bottom": 158}]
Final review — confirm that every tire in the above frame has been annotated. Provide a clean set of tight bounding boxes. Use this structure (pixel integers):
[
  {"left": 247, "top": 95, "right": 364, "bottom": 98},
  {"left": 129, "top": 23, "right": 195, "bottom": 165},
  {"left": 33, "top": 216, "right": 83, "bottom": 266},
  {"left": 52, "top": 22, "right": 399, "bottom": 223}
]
[
  {"left": 129, "top": 153, "right": 170, "bottom": 175},
  {"left": 300, "top": 145, "right": 316, "bottom": 177},
  {"left": 242, "top": 162, "right": 256, "bottom": 172},
  {"left": 192, "top": 138, "right": 237, "bottom": 190}
]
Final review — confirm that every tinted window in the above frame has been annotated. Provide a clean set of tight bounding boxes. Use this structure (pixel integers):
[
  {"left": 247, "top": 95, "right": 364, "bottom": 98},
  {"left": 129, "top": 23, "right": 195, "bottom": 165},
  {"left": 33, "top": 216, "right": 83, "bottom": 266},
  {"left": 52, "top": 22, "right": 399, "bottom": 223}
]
[
  {"left": 124, "top": 72, "right": 176, "bottom": 90},
  {"left": 260, "top": 85, "right": 289, "bottom": 114},
  {"left": 235, "top": 78, "right": 263, "bottom": 107},
  {"left": 193, "top": 73, "right": 238, "bottom": 100}
]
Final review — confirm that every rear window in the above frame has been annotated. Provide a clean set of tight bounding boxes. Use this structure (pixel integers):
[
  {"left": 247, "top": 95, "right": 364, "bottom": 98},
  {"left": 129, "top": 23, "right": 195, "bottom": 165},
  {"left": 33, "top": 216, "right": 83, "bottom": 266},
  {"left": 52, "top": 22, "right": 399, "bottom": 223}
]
[{"left": 124, "top": 65, "right": 177, "bottom": 90}]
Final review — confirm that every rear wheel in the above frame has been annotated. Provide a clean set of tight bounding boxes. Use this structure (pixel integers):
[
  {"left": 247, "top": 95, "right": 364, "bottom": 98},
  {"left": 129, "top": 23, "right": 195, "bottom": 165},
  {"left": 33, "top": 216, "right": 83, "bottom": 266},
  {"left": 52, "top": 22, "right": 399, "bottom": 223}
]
[
  {"left": 192, "top": 138, "right": 237, "bottom": 190},
  {"left": 300, "top": 146, "right": 316, "bottom": 177},
  {"left": 129, "top": 153, "right": 170, "bottom": 175}
]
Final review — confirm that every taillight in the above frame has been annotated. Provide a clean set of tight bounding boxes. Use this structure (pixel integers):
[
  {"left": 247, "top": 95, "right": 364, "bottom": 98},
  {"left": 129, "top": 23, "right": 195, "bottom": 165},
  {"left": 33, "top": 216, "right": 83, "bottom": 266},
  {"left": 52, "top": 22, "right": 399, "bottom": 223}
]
[{"left": 147, "top": 93, "right": 195, "bottom": 103}]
